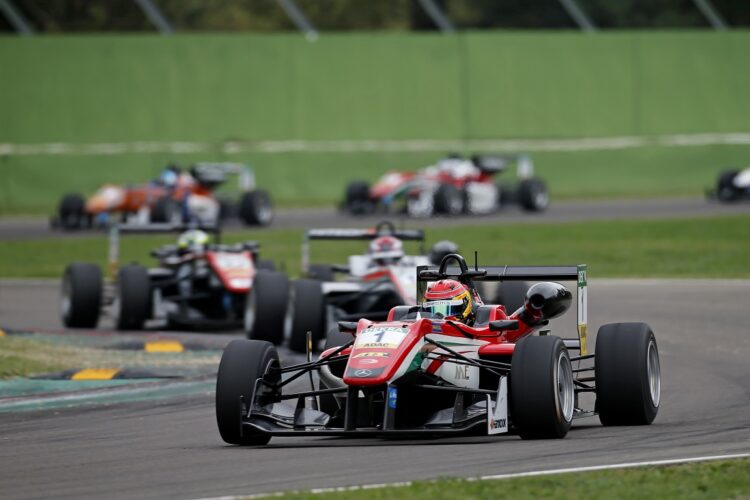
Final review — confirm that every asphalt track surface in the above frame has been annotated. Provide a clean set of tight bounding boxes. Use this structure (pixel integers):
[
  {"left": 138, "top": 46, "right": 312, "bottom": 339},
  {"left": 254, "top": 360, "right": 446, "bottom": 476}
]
[
  {"left": 1, "top": 279, "right": 749, "bottom": 499},
  {"left": 2, "top": 197, "right": 750, "bottom": 240}
]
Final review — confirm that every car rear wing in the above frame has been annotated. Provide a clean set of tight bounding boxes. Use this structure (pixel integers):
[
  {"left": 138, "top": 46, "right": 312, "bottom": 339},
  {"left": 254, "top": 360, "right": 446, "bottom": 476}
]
[
  {"left": 107, "top": 223, "right": 222, "bottom": 279},
  {"left": 301, "top": 222, "right": 424, "bottom": 274},
  {"left": 416, "top": 261, "right": 589, "bottom": 355},
  {"left": 469, "top": 153, "right": 534, "bottom": 180},
  {"left": 190, "top": 162, "right": 255, "bottom": 191}
]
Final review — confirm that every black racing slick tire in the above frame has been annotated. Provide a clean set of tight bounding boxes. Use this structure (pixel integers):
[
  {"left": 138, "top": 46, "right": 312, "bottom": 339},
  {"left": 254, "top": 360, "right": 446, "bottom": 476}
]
[
  {"left": 244, "top": 270, "right": 289, "bottom": 344},
  {"left": 511, "top": 335, "right": 574, "bottom": 439},
  {"left": 716, "top": 170, "right": 741, "bottom": 202},
  {"left": 239, "top": 190, "right": 273, "bottom": 226},
  {"left": 61, "top": 263, "right": 102, "bottom": 328},
  {"left": 288, "top": 279, "right": 326, "bottom": 354},
  {"left": 58, "top": 194, "right": 86, "bottom": 230},
  {"left": 344, "top": 181, "right": 374, "bottom": 215},
  {"left": 216, "top": 339, "right": 280, "bottom": 446},
  {"left": 151, "top": 196, "right": 182, "bottom": 224},
  {"left": 518, "top": 178, "right": 549, "bottom": 212},
  {"left": 595, "top": 322, "right": 661, "bottom": 426},
  {"left": 494, "top": 280, "right": 530, "bottom": 316},
  {"left": 433, "top": 183, "right": 463, "bottom": 216},
  {"left": 114, "top": 265, "right": 151, "bottom": 330}
]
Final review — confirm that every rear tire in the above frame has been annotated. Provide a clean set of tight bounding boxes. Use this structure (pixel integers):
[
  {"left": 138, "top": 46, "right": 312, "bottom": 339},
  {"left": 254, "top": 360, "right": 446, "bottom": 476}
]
[
  {"left": 58, "top": 194, "right": 86, "bottom": 230},
  {"left": 518, "top": 178, "right": 549, "bottom": 212},
  {"left": 61, "top": 263, "right": 102, "bottom": 328},
  {"left": 114, "top": 265, "right": 151, "bottom": 330},
  {"left": 288, "top": 279, "right": 326, "bottom": 353},
  {"left": 511, "top": 335, "right": 574, "bottom": 439},
  {"left": 216, "top": 339, "right": 279, "bottom": 445},
  {"left": 245, "top": 270, "right": 289, "bottom": 344},
  {"left": 595, "top": 322, "right": 660, "bottom": 426},
  {"left": 433, "top": 183, "right": 463, "bottom": 216},
  {"left": 239, "top": 190, "right": 273, "bottom": 226}
]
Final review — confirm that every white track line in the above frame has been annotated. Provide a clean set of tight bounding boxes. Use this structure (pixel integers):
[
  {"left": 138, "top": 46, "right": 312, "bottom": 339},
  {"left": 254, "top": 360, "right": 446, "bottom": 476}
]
[
  {"left": 193, "top": 452, "right": 750, "bottom": 500},
  {"left": 2, "top": 132, "right": 750, "bottom": 156}
]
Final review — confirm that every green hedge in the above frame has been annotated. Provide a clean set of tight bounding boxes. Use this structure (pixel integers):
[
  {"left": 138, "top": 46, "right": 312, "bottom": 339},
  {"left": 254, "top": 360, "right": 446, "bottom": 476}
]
[{"left": 1, "top": 31, "right": 749, "bottom": 143}]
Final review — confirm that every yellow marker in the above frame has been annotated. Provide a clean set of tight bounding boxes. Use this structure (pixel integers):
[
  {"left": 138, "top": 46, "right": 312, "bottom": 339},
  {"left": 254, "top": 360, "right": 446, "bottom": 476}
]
[
  {"left": 0, "top": 329, "right": 6, "bottom": 337},
  {"left": 145, "top": 340, "right": 184, "bottom": 353},
  {"left": 71, "top": 368, "right": 119, "bottom": 380}
]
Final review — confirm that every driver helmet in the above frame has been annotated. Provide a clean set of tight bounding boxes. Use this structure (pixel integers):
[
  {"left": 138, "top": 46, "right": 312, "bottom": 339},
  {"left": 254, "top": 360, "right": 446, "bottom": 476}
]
[
  {"left": 428, "top": 240, "right": 459, "bottom": 265},
  {"left": 159, "top": 164, "right": 182, "bottom": 187},
  {"left": 177, "top": 229, "right": 211, "bottom": 255},
  {"left": 368, "top": 235, "right": 404, "bottom": 266},
  {"left": 423, "top": 279, "right": 476, "bottom": 323}
]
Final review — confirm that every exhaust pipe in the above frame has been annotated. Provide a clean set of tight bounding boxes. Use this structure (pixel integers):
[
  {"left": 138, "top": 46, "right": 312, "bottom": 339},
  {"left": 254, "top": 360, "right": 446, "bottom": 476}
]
[{"left": 515, "top": 282, "right": 572, "bottom": 326}]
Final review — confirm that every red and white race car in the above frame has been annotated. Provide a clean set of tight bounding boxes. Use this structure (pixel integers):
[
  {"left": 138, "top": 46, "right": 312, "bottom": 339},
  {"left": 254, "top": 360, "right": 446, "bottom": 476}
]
[
  {"left": 343, "top": 154, "right": 549, "bottom": 217},
  {"left": 215, "top": 253, "right": 661, "bottom": 445}
]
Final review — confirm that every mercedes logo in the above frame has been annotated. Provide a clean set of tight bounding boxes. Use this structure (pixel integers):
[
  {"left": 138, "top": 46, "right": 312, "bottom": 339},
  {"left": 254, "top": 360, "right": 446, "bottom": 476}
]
[{"left": 354, "top": 369, "right": 372, "bottom": 377}]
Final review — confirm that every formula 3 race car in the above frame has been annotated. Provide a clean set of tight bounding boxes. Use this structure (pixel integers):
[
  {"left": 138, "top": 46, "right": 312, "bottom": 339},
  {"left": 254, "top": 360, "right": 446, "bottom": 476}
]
[
  {"left": 215, "top": 254, "right": 661, "bottom": 445},
  {"left": 60, "top": 224, "right": 276, "bottom": 331},
  {"left": 342, "top": 154, "right": 548, "bottom": 217},
  {"left": 707, "top": 167, "right": 750, "bottom": 202},
  {"left": 52, "top": 163, "right": 273, "bottom": 230}
]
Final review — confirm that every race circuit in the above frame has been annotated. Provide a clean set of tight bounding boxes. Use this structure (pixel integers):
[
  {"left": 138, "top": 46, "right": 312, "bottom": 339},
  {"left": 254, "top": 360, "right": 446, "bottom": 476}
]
[{"left": 0, "top": 279, "right": 748, "bottom": 499}]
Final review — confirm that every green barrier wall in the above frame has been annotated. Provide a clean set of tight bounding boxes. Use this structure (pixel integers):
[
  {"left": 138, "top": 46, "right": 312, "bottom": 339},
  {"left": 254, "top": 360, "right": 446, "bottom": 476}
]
[{"left": 1, "top": 31, "right": 749, "bottom": 143}]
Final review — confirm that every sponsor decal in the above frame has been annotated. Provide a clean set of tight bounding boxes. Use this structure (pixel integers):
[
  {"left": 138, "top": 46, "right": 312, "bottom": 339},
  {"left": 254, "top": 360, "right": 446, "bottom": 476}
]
[
  {"left": 354, "top": 369, "right": 373, "bottom": 377},
  {"left": 431, "top": 323, "right": 443, "bottom": 333},
  {"left": 354, "top": 351, "right": 390, "bottom": 358},
  {"left": 454, "top": 364, "right": 469, "bottom": 380},
  {"left": 355, "top": 327, "right": 408, "bottom": 348},
  {"left": 487, "top": 376, "right": 508, "bottom": 435},
  {"left": 359, "top": 342, "right": 397, "bottom": 348},
  {"left": 387, "top": 387, "right": 398, "bottom": 409},
  {"left": 358, "top": 358, "right": 379, "bottom": 365}
]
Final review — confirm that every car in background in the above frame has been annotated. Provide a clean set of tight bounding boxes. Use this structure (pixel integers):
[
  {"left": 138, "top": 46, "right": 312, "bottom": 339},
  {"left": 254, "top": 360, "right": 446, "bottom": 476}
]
[
  {"left": 215, "top": 253, "right": 661, "bottom": 445},
  {"left": 707, "top": 167, "right": 750, "bottom": 202},
  {"left": 51, "top": 163, "right": 273, "bottom": 230},
  {"left": 342, "top": 154, "right": 548, "bottom": 217},
  {"left": 60, "top": 224, "right": 276, "bottom": 331}
]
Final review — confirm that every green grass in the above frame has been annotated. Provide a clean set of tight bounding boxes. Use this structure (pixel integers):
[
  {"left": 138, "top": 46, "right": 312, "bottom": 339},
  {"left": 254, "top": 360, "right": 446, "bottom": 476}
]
[
  {"left": 1, "top": 215, "right": 747, "bottom": 279},
  {"left": 1, "top": 144, "right": 749, "bottom": 215},
  {"left": 280, "top": 459, "right": 750, "bottom": 499},
  {"left": 0, "top": 335, "right": 79, "bottom": 378}
]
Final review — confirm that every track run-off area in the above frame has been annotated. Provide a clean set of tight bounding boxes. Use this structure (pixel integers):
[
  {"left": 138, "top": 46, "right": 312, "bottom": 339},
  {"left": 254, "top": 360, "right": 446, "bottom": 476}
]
[{"left": 0, "top": 278, "right": 748, "bottom": 499}]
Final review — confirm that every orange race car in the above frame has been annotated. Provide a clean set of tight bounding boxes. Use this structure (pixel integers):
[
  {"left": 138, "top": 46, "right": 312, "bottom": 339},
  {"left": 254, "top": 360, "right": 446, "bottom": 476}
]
[{"left": 51, "top": 163, "right": 273, "bottom": 230}]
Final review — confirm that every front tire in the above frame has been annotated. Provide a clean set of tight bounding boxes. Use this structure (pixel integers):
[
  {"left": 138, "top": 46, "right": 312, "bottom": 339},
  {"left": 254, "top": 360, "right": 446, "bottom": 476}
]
[
  {"left": 511, "top": 335, "right": 574, "bottom": 439},
  {"left": 518, "top": 178, "right": 549, "bottom": 212},
  {"left": 216, "top": 339, "right": 280, "bottom": 446},
  {"left": 433, "top": 183, "right": 463, "bottom": 216},
  {"left": 344, "top": 181, "right": 374, "bottom": 215},
  {"left": 595, "top": 322, "right": 660, "bottom": 426},
  {"left": 114, "top": 265, "right": 151, "bottom": 330},
  {"left": 716, "top": 170, "right": 741, "bottom": 202},
  {"left": 61, "top": 263, "right": 102, "bottom": 328},
  {"left": 287, "top": 279, "right": 326, "bottom": 353},
  {"left": 244, "top": 270, "right": 289, "bottom": 345},
  {"left": 151, "top": 196, "right": 182, "bottom": 224},
  {"left": 239, "top": 190, "right": 273, "bottom": 226}
]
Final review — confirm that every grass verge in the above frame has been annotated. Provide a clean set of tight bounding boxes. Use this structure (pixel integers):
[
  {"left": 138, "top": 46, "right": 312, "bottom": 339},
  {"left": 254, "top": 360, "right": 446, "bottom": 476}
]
[
  {"left": 0, "top": 215, "right": 748, "bottom": 279},
  {"left": 0, "top": 335, "right": 80, "bottom": 378},
  {"left": 1, "top": 144, "right": 749, "bottom": 215},
  {"left": 280, "top": 458, "right": 750, "bottom": 500}
]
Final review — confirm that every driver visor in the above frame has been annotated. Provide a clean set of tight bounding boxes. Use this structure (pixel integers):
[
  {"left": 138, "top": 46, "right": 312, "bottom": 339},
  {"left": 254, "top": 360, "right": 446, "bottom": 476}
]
[{"left": 422, "top": 299, "right": 465, "bottom": 318}]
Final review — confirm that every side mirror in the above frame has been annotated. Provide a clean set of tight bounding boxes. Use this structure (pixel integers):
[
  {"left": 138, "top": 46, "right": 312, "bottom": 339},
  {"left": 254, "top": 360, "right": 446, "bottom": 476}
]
[
  {"left": 337, "top": 321, "right": 358, "bottom": 333},
  {"left": 488, "top": 320, "right": 519, "bottom": 332}
]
